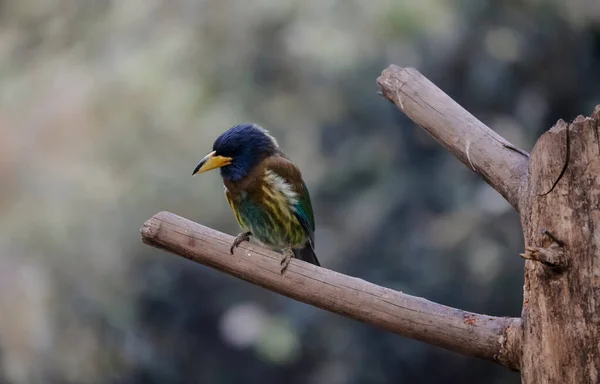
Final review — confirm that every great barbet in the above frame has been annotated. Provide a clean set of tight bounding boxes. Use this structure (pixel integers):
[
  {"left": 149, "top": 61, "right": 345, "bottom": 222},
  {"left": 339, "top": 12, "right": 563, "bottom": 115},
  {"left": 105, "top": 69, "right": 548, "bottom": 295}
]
[{"left": 192, "top": 124, "right": 319, "bottom": 273}]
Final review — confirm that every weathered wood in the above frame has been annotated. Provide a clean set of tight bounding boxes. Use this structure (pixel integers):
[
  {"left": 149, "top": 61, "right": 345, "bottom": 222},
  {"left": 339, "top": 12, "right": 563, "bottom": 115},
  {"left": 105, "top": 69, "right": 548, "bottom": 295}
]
[
  {"left": 378, "top": 66, "right": 600, "bottom": 382},
  {"left": 140, "top": 211, "right": 522, "bottom": 369},
  {"left": 376, "top": 65, "right": 529, "bottom": 212},
  {"left": 520, "top": 108, "right": 600, "bottom": 383}
]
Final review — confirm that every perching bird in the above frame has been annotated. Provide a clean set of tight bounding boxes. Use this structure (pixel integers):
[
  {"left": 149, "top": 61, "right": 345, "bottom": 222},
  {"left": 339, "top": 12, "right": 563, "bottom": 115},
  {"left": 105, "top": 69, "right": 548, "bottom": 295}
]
[{"left": 192, "top": 124, "right": 319, "bottom": 273}]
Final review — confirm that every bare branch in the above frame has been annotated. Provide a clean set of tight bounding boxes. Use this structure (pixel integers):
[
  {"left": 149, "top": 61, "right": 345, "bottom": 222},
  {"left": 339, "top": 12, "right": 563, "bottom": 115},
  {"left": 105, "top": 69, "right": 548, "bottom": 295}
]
[
  {"left": 377, "top": 65, "right": 529, "bottom": 212},
  {"left": 140, "top": 211, "right": 522, "bottom": 370}
]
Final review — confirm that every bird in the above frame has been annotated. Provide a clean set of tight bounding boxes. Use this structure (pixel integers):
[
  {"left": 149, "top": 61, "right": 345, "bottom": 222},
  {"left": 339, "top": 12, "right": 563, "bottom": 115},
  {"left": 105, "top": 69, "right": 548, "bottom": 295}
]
[{"left": 192, "top": 123, "right": 319, "bottom": 274}]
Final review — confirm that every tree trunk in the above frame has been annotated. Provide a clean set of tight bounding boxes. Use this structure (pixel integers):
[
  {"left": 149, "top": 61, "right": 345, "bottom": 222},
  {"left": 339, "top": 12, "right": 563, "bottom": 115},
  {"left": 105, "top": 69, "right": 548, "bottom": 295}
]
[{"left": 521, "top": 107, "right": 600, "bottom": 383}]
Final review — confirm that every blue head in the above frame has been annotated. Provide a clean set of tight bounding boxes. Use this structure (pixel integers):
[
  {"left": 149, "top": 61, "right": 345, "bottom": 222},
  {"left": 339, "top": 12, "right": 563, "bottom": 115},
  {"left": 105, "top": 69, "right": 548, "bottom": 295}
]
[{"left": 193, "top": 124, "right": 279, "bottom": 181}]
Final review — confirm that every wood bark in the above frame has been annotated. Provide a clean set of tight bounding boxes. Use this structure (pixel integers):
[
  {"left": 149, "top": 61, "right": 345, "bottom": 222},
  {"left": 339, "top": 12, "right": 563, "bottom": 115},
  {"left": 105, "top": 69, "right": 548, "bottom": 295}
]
[
  {"left": 378, "top": 66, "right": 600, "bottom": 382},
  {"left": 140, "top": 65, "right": 600, "bottom": 383},
  {"left": 520, "top": 108, "right": 600, "bottom": 383}
]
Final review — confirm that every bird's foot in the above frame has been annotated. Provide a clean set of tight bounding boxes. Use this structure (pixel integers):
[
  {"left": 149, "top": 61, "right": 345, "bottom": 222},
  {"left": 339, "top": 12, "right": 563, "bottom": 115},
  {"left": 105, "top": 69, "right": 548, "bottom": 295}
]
[
  {"left": 230, "top": 231, "right": 251, "bottom": 254},
  {"left": 280, "top": 247, "right": 294, "bottom": 275}
]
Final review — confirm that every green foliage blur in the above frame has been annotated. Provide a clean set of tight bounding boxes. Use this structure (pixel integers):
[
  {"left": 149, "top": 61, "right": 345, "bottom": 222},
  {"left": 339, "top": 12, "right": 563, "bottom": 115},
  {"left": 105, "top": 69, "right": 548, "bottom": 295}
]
[{"left": 0, "top": 0, "right": 599, "bottom": 383}]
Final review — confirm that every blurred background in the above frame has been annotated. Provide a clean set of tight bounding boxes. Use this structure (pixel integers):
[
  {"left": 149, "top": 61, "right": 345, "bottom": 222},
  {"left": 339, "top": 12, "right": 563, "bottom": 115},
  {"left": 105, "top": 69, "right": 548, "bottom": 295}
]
[{"left": 1, "top": 0, "right": 599, "bottom": 383}]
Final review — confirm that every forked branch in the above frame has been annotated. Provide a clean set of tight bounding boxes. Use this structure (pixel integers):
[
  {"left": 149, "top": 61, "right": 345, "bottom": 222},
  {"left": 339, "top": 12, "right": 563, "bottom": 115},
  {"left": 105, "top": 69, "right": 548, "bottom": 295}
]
[
  {"left": 140, "top": 211, "right": 522, "bottom": 370},
  {"left": 377, "top": 65, "right": 529, "bottom": 212}
]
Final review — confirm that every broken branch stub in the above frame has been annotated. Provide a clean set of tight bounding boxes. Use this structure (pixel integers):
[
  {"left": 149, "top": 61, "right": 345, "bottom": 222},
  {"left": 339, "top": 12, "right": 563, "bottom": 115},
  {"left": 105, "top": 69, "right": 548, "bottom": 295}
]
[{"left": 376, "top": 65, "right": 529, "bottom": 212}]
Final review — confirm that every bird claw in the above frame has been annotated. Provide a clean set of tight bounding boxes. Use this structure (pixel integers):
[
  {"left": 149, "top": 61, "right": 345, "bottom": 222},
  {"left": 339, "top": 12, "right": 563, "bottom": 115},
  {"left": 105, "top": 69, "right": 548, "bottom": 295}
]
[
  {"left": 230, "top": 232, "right": 251, "bottom": 254},
  {"left": 280, "top": 248, "right": 294, "bottom": 274}
]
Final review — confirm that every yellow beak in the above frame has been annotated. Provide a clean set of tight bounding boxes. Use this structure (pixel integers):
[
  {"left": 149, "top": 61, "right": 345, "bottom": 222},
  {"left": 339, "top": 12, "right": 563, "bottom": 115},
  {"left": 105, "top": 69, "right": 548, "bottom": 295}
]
[{"left": 192, "top": 151, "right": 232, "bottom": 175}]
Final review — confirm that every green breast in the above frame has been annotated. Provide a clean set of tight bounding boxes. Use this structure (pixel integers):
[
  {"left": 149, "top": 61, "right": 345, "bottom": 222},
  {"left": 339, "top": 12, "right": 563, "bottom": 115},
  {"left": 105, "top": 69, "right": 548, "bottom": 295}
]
[{"left": 229, "top": 190, "right": 307, "bottom": 248}]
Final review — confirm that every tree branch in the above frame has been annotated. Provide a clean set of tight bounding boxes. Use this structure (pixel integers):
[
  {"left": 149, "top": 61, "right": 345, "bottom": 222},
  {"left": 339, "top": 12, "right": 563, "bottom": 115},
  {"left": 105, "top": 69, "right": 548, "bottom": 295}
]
[
  {"left": 140, "top": 211, "right": 522, "bottom": 370},
  {"left": 377, "top": 65, "right": 529, "bottom": 212}
]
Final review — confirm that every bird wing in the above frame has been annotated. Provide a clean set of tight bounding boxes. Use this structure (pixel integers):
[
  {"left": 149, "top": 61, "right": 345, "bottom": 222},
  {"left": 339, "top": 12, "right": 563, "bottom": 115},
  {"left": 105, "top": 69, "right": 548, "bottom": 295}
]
[
  {"left": 296, "top": 180, "right": 315, "bottom": 245},
  {"left": 263, "top": 155, "right": 315, "bottom": 246}
]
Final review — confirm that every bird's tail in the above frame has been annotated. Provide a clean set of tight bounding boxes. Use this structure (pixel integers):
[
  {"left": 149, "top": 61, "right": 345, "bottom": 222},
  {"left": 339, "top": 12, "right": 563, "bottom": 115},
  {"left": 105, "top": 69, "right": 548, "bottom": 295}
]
[{"left": 293, "top": 244, "right": 320, "bottom": 267}]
